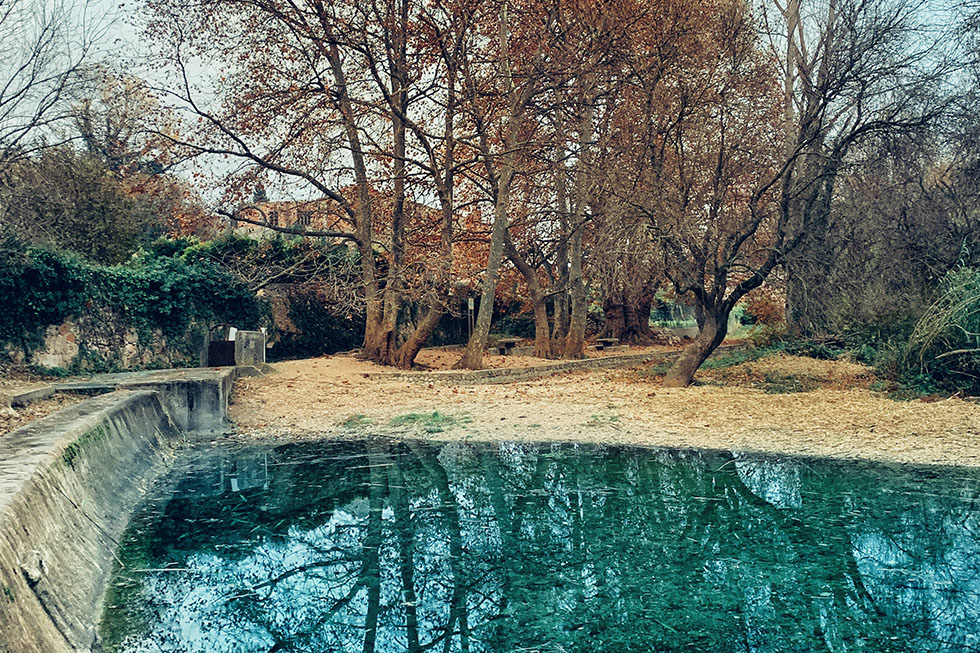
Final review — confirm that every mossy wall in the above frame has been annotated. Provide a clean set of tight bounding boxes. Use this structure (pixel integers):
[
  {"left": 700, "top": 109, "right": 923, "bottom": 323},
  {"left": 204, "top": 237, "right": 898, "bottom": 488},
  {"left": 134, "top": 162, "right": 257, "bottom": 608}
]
[
  {"left": 0, "top": 247, "right": 261, "bottom": 373},
  {"left": 0, "top": 391, "right": 185, "bottom": 652}
]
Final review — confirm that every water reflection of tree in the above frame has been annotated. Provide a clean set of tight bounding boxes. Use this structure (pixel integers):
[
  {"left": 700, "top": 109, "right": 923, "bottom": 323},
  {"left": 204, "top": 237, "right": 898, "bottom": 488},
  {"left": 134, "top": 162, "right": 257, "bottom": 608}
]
[{"left": 105, "top": 441, "right": 980, "bottom": 653}]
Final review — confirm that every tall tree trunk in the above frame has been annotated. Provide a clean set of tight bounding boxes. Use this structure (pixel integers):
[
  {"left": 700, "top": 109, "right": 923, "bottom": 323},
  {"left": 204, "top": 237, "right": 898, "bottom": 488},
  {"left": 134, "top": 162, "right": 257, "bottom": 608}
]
[
  {"left": 454, "top": 0, "right": 528, "bottom": 370},
  {"left": 505, "top": 233, "right": 552, "bottom": 358},
  {"left": 395, "top": 295, "right": 444, "bottom": 369},
  {"left": 391, "top": 133, "right": 455, "bottom": 370},
  {"left": 529, "top": 294, "right": 552, "bottom": 358},
  {"left": 388, "top": 33, "right": 458, "bottom": 369},
  {"left": 552, "top": 177, "right": 571, "bottom": 350},
  {"left": 602, "top": 290, "right": 627, "bottom": 340},
  {"left": 563, "top": 96, "right": 594, "bottom": 359},
  {"left": 455, "top": 195, "right": 510, "bottom": 369},
  {"left": 662, "top": 302, "right": 729, "bottom": 387},
  {"left": 366, "top": 0, "right": 457, "bottom": 368},
  {"left": 367, "top": 0, "right": 410, "bottom": 365},
  {"left": 324, "top": 38, "right": 391, "bottom": 364},
  {"left": 362, "top": 312, "right": 396, "bottom": 363},
  {"left": 605, "top": 291, "right": 656, "bottom": 344},
  {"left": 564, "top": 223, "right": 587, "bottom": 358},
  {"left": 625, "top": 295, "right": 656, "bottom": 344}
]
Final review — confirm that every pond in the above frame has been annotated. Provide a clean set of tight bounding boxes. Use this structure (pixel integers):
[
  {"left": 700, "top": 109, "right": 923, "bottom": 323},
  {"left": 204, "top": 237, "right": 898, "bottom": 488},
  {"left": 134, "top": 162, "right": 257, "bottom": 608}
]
[{"left": 99, "top": 439, "right": 980, "bottom": 652}]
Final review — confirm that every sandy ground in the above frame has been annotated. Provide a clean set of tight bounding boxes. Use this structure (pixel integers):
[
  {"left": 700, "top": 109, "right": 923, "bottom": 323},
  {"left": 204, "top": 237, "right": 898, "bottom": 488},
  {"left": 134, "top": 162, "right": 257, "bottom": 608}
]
[
  {"left": 230, "top": 353, "right": 980, "bottom": 468},
  {"left": 411, "top": 344, "right": 675, "bottom": 369}
]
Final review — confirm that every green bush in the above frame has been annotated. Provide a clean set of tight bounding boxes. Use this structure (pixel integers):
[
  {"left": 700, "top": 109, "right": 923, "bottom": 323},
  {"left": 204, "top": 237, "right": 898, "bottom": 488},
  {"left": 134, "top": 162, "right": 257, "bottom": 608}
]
[
  {"left": 747, "top": 323, "right": 788, "bottom": 348},
  {"left": 905, "top": 266, "right": 980, "bottom": 394},
  {"left": 0, "top": 246, "right": 90, "bottom": 345},
  {"left": 782, "top": 339, "right": 842, "bottom": 361},
  {"left": 0, "top": 241, "right": 261, "bottom": 367},
  {"left": 494, "top": 313, "right": 535, "bottom": 339},
  {"left": 98, "top": 256, "right": 260, "bottom": 340}
]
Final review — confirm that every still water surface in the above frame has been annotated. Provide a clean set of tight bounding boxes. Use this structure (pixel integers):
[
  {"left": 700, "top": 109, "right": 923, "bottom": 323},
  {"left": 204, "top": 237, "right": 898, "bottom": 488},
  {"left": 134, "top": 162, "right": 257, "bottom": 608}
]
[{"left": 100, "top": 440, "right": 980, "bottom": 652}]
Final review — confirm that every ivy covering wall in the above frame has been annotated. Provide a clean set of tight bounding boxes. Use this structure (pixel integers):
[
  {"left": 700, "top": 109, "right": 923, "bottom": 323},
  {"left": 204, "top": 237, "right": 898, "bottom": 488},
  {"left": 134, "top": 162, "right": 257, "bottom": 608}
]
[{"left": 0, "top": 243, "right": 261, "bottom": 372}]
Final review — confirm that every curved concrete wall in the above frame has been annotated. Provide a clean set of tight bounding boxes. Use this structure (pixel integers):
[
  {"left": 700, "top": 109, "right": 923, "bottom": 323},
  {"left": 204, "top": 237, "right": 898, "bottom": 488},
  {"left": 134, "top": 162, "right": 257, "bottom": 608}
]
[
  {"left": 0, "top": 367, "right": 244, "bottom": 653},
  {"left": 0, "top": 392, "right": 183, "bottom": 652}
]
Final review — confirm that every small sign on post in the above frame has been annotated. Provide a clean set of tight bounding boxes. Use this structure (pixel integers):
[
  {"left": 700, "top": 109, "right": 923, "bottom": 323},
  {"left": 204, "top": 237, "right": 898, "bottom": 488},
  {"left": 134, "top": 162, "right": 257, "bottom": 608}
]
[{"left": 467, "top": 297, "right": 475, "bottom": 340}]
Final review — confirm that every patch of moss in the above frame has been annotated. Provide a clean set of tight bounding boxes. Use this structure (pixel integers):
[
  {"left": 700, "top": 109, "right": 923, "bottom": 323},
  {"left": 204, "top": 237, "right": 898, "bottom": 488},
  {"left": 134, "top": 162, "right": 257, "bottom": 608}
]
[
  {"left": 3, "top": 584, "right": 14, "bottom": 602},
  {"left": 389, "top": 411, "right": 456, "bottom": 433},
  {"left": 60, "top": 425, "right": 107, "bottom": 469},
  {"left": 340, "top": 414, "right": 371, "bottom": 428}
]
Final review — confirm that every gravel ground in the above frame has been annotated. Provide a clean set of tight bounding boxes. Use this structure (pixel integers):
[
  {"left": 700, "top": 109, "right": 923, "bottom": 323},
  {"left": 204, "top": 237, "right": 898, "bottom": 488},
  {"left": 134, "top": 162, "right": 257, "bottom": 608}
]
[{"left": 229, "top": 353, "right": 980, "bottom": 468}]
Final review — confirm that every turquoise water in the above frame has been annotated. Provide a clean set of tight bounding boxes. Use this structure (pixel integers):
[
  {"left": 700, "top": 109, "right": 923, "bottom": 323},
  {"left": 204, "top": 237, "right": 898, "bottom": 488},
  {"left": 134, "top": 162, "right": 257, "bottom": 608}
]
[{"left": 99, "top": 440, "right": 980, "bottom": 652}]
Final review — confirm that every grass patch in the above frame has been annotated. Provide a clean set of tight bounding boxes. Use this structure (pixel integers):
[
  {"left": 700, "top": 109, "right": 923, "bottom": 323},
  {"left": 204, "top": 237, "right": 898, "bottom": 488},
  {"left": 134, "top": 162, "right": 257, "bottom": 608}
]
[
  {"left": 636, "top": 361, "right": 672, "bottom": 379},
  {"left": 758, "top": 372, "right": 819, "bottom": 394},
  {"left": 389, "top": 411, "right": 456, "bottom": 433},
  {"left": 636, "top": 348, "right": 777, "bottom": 380},
  {"left": 869, "top": 374, "right": 951, "bottom": 402},
  {"left": 340, "top": 414, "right": 371, "bottom": 428},
  {"left": 587, "top": 413, "right": 621, "bottom": 427}
]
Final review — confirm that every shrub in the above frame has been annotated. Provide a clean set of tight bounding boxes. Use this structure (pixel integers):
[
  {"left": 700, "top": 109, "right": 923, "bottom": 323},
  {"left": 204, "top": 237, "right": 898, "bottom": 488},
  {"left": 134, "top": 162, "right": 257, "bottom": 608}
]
[
  {"left": 0, "top": 246, "right": 90, "bottom": 346},
  {"left": 905, "top": 266, "right": 980, "bottom": 394},
  {"left": 744, "top": 294, "right": 785, "bottom": 326},
  {"left": 782, "top": 339, "right": 842, "bottom": 361},
  {"left": 748, "top": 322, "right": 788, "bottom": 348},
  {"left": 0, "top": 241, "right": 261, "bottom": 368},
  {"left": 494, "top": 312, "right": 535, "bottom": 339},
  {"left": 97, "top": 257, "right": 260, "bottom": 340},
  {"left": 269, "top": 290, "right": 364, "bottom": 360}
]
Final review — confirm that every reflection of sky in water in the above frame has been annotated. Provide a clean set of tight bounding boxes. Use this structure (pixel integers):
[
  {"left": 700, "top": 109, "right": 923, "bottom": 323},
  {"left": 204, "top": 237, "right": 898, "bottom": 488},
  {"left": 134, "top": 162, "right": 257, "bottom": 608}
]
[
  {"left": 734, "top": 453, "right": 803, "bottom": 508},
  {"left": 101, "top": 441, "right": 980, "bottom": 652}
]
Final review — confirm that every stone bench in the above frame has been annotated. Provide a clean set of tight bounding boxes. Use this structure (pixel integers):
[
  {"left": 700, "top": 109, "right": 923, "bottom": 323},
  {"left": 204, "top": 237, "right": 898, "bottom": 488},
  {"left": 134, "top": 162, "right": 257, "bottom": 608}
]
[
  {"left": 596, "top": 338, "right": 620, "bottom": 351},
  {"left": 492, "top": 339, "right": 522, "bottom": 356}
]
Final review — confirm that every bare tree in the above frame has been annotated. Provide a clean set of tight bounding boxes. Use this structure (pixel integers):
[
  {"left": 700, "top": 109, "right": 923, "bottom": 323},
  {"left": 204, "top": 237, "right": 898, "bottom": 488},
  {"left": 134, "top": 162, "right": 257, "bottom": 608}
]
[
  {"left": 143, "top": 0, "right": 474, "bottom": 368},
  {"left": 0, "top": 0, "right": 105, "bottom": 168},
  {"left": 770, "top": 0, "right": 956, "bottom": 336},
  {"left": 632, "top": 0, "right": 955, "bottom": 387},
  {"left": 452, "top": 0, "right": 552, "bottom": 369}
]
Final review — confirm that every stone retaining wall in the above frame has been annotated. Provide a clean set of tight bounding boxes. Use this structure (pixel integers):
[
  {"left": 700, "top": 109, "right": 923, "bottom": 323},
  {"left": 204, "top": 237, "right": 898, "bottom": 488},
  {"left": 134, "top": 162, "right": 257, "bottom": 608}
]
[
  {"left": 4, "top": 318, "right": 202, "bottom": 372},
  {"left": 365, "top": 345, "right": 744, "bottom": 386},
  {"left": 0, "top": 392, "right": 182, "bottom": 652}
]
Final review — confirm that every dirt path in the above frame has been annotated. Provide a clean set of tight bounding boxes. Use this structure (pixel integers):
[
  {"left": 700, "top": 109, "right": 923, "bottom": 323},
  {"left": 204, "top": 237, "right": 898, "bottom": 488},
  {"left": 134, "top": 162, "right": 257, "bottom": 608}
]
[{"left": 230, "top": 354, "right": 980, "bottom": 468}]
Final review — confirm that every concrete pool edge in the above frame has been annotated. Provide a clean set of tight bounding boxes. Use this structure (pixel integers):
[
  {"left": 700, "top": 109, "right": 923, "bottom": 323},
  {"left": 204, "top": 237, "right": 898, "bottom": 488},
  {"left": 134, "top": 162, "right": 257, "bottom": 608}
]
[{"left": 0, "top": 366, "right": 248, "bottom": 653}]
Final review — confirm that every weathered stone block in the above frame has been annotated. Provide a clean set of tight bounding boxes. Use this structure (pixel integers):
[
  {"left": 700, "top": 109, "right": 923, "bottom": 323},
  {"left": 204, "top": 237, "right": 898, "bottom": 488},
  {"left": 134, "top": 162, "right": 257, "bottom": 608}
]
[{"left": 234, "top": 330, "right": 266, "bottom": 366}]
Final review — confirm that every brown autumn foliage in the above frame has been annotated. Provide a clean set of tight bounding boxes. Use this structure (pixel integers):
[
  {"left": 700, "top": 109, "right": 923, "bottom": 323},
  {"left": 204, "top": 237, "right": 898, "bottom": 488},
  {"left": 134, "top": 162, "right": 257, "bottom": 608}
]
[{"left": 137, "top": 0, "right": 957, "bottom": 381}]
